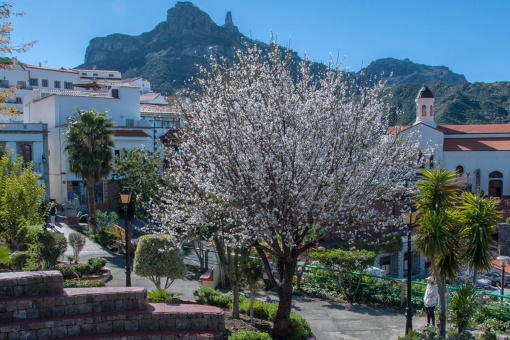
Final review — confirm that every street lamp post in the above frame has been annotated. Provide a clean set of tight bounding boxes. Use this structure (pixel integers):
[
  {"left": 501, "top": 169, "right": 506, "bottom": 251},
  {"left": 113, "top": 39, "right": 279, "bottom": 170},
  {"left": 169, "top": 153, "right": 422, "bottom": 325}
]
[
  {"left": 497, "top": 255, "right": 510, "bottom": 297},
  {"left": 401, "top": 209, "right": 418, "bottom": 335},
  {"left": 120, "top": 187, "right": 132, "bottom": 287}
]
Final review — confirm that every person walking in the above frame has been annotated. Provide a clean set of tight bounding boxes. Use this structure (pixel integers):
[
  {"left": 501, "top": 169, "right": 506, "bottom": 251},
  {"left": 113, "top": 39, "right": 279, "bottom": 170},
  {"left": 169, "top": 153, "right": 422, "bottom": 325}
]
[
  {"left": 49, "top": 202, "right": 57, "bottom": 227},
  {"left": 424, "top": 276, "right": 439, "bottom": 327}
]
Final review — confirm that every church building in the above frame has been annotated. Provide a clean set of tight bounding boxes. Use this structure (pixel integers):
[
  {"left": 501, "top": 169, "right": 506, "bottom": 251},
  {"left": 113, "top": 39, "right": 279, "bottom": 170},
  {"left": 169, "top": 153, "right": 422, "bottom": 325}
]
[{"left": 397, "top": 85, "right": 510, "bottom": 198}]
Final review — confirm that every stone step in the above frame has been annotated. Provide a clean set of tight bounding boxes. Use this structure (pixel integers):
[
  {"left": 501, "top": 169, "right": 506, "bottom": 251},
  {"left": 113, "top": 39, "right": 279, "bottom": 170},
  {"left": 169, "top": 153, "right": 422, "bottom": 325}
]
[
  {"left": 0, "top": 271, "right": 63, "bottom": 298},
  {"left": 56, "top": 329, "right": 224, "bottom": 340},
  {"left": 0, "top": 287, "right": 147, "bottom": 323},
  {"left": 0, "top": 303, "right": 225, "bottom": 339}
]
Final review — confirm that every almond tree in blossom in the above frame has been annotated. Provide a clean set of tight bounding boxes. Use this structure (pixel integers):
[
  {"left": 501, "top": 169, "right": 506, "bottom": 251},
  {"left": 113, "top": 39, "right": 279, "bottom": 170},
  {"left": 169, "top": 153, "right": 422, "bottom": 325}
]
[{"left": 153, "top": 44, "right": 419, "bottom": 338}]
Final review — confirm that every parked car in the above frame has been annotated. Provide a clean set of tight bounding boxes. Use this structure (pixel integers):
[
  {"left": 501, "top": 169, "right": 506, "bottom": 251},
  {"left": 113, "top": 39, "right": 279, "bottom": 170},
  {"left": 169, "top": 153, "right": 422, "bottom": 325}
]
[
  {"left": 482, "top": 272, "right": 510, "bottom": 287},
  {"left": 451, "top": 274, "right": 491, "bottom": 290},
  {"left": 363, "top": 266, "right": 386, "bottom": 277},
  {"left": 475, "top": 278, "right": 492, "bottom": 290}
]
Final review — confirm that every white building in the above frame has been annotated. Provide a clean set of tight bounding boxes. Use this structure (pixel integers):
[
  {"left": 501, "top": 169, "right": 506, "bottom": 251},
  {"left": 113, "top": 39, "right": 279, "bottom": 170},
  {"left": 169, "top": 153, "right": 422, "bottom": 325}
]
[
  {"left": 396, "top": 85, "right": 510, "bottom": 197},
  {"left": 0, "top": 123, "right": 49, "bottom": 200},
  {"left": 23, "top": 85, "right": 153, "bottom": 208}
]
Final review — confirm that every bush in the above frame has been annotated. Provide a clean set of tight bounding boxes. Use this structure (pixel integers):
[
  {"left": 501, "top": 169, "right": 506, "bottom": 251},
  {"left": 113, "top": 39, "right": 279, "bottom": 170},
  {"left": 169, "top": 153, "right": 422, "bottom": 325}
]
[
  {"left": 56, "top": 257, "right": 107, "bottom": 279},
  {"left": 37, "top": 231, "right": 67, "bottom": 269},
  {"left": 91, "top": 229, "right": 117, "bottom": 248},
  {"left": 228, "top": 330, "right": 272, "bottom": 340},
  {"left": 10, "top": 250, "right": 38, "bottom": 271},
  {"left": 288, "top": 312, "right": 311, "bottom": 340},
  {"left": 68, "top": 232, "right": 86, "bottom": 263},
  {"left": 448, "top": 284, "right": 477, "bottom": 333},
  {"left": 133, "top": 234, "right": 186, "bottom": 291},
  {"left": 196, "top": 286, "right": 311, "bottom": 340},
  {"left": 88, "top": 257, "right": 107, "bottom": 274},
  {"left": 63, "top": 279, "right": 105, "bottom": 288}
]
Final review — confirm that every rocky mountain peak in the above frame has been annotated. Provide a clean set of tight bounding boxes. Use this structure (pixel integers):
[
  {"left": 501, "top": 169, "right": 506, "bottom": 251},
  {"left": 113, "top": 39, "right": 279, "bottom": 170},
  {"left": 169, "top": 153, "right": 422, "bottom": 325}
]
[
  {"left": 223, "top": 11, "right": 239, "bottom": 33},
  {"left": 164, "top": 1, "right": 216, "bottom": 35}
]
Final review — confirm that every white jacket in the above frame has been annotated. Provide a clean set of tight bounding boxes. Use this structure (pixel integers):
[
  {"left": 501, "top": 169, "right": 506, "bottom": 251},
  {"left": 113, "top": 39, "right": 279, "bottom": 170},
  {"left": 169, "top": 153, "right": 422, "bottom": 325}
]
[{"left": 424, "top": 283, "right": 438, "bottom": 307}]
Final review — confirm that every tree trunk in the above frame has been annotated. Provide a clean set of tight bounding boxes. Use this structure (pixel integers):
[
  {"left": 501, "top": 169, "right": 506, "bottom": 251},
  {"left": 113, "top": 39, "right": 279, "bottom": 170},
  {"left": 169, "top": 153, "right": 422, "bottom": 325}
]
[
  {"left": 273, "top": 257, "right": 297, "bottom": 339},
  {"left": 250, "top": 288, "right": 256, "bottom": 325},
  {"left": 86, "top": 181, "right": 97, "bottom": 232},
  {"left": 431, "top": 262, "right": 446, "bottom": 337},
  {"left": 232, "top": 281, "right": 240, "bottom": 319},
  {"left": 192, "top": 238, "right": 205, "bottom": 272}
]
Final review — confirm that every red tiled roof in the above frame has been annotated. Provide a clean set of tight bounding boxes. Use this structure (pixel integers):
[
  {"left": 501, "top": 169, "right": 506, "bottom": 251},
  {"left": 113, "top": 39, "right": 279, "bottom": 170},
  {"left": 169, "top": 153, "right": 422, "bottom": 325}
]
[
  {"left": 387, "top": 126, "right": 411, "bottom": 135},
  {"left": 444, "top": 138, "right": 510, "bottom": 151},
  {"left": 140, "top": 93, "right": 161, "bottom": 102},
  {"left": 491, "top": 259, "right": 510, "bottom": 275},
  {"left": 114, "top": 130, "right": 150, "bottom": 138},
  {"left": 438, "top": 124, "right": 510, "bottom": 134}
]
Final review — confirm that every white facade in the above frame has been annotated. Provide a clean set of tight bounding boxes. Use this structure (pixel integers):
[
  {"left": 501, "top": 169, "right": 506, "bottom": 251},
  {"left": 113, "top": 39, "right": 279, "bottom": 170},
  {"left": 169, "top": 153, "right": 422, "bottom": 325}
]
[
  {"left": 23, "top": 85, "right": 152, "bottom": 204},
  {"left": 0, "top": 123, "right": 50, "bottom": 200},
  {"left": 400, "top": 85, "right": 510, "bottom": 197},
  {"left": 0, "top": 59, "right": 169, "bottom": 210}
]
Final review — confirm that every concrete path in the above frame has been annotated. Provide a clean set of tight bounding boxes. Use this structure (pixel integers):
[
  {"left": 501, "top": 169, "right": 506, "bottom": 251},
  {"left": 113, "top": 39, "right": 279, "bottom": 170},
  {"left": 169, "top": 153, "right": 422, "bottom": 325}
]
[{"left": 58, "top": 222, "right": 427, "bottom": 340}]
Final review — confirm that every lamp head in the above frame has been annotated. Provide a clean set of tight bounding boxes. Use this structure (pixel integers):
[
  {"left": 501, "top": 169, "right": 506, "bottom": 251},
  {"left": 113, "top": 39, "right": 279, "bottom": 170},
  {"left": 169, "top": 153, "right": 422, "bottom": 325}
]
[
  {"left": 497, "top": 255, "right": 510, "bottom": 267},
  {"left": 119, "top": 187, "right": 131, "bottom": 205}
]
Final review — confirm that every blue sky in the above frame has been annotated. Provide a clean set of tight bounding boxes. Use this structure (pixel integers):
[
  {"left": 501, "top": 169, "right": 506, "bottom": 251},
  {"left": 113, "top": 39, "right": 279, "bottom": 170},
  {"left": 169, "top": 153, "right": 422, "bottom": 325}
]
[{"left": 8, "top": 1, "right": 510, "bottom": 83}]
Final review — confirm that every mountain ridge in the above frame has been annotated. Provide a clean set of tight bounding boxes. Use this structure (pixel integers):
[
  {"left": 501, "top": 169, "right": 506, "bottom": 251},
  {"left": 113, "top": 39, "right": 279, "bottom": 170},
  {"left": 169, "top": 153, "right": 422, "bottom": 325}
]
[{"left": 78, "top": 1, "right": 510, "bottom": 126}]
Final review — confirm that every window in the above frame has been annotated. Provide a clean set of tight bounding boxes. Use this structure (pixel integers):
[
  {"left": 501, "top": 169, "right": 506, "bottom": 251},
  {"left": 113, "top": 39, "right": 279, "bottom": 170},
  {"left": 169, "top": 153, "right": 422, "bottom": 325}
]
[
  {"left": 54, "top": 80, "right": 61, "bottom": 88},
  {"left": 114, "top": 150, "right": 120, "bottom": 161},
  {"left": 29, "top": 78, "right": 38, "bottom": 86},
  {"left": 109, "top": 74, "right": 114, "bottom": 77},
  {"left": 64, "top": 82, "right": 73, "bottom": 89},
  {"left": 0, "top": 79, "right": 9, "bottom": 88},
  {"left": 126, "top": 119, "right": 134, "bottom": 126},
  {"left": 455, "top": 165, "right": 464, "bottom": 175},
  {"left": 17, "top": 81, "right": 26, "bottom": 89},
  {"left": 421, "top": 105, "right": 427, "bottom": 117},
  {"left": 42, "top": 79, "right": 48, "bottom": 87},
  {"left": 111, "top": 89, "right": 119, "bottom": 98},
  {"left": 15, "top": 97, "right": 22, "bottom": 104},
  {"left": 81, "top": 72, "right": 87, "bottom": 76},
  {"left": 93, "top": 73, "right": 98, "bottom": 77},
  {"left": 489, "top": 171, "right": 503, "bottom": 178},
  {"left": 430, "top": 105, "right": 434, "bottom": 116},
  {"left": 17, "top": 143, "right": 32, "bottom": 163}
]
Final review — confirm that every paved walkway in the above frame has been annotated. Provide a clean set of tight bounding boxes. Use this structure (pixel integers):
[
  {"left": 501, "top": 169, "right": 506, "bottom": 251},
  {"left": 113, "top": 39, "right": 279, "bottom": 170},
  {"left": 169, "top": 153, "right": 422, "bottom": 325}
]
[{"left": 58, "top": 222, "right": 427, "bottom": 340}]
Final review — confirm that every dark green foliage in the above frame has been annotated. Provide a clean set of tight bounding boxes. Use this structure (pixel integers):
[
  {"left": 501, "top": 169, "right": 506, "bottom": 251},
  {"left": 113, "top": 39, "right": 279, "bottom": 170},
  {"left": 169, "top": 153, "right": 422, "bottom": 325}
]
[
  {"left": 448, "top": 284, "right": 478, "bottom": 333},
  {"left": 310, "top": 249, "right": 376, "bottom": 272},
  {"left": 91, "top": 229, "right": 117, "bottom": 248},
  {"left": 56, "top": 257, "right": 107, "bottom": 279},
  {"left": 37, "top": 231, "right": 67, "bottom": 269},
  {"left": 228, "top": 330, "right": 272, "bottom": 340},
  {"left": 194, "top": 286, "right": 311, "bottom": 339},
  {"left": 9, "top": 250, "right": 38, "bottom": 271},
  {"left": 63, "top": 279, "right": 105, "bottom": 288}
]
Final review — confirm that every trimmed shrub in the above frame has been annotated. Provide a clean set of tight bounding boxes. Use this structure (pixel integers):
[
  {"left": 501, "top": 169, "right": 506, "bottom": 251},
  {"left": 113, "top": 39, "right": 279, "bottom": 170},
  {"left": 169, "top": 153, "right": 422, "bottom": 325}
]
[
  {"left": 133, "top": 234, "right": 187, "bottom": 290},
  {"left": 37, "top": 231, "right": 67, "bottom": 269},
  {"left": 228, "top": 330, "right": 272, "bottom": 340}
]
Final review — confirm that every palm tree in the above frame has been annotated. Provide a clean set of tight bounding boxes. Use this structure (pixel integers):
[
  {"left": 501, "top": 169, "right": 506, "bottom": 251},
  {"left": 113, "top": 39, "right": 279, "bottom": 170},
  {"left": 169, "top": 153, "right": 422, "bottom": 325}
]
[
  {"left": 414, "top": 166, "right": 461, "bottom": 337},
  {"left": 65, "top": 109, "right": 115, "bottom": 232},
  {"left": 455, "top": 192, "right": 501, "bottom": 283}
]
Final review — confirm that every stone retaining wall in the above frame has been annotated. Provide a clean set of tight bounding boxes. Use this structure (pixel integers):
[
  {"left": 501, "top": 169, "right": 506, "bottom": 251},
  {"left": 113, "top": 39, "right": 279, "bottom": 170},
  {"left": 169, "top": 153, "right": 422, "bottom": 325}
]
[{"left": 0, "top": 271, "right": 224, "bottom": 339}]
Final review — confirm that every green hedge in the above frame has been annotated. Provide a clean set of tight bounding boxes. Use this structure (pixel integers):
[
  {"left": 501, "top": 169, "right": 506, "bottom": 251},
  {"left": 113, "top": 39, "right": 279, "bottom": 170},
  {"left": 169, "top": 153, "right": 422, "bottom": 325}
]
[
  {"left": 194, "top": 286, "right": 311, "bottom": 340},
  {"left": 229, "top": 330, "right": 272, "bottom": 340}
]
